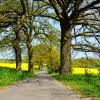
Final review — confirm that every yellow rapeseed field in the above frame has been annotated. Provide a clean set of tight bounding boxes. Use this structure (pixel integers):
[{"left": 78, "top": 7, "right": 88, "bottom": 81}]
[
  {"left": 0, "top": 63, "right": 39, "bottom": 71},
  {"left": 0, "top": 63, "right": 99, "bottom": 74},
  {"left": 72, "top": 68, "right": 99, "bottom": 74}
]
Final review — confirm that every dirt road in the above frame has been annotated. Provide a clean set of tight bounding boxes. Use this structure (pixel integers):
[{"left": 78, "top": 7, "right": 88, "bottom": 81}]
[{"left": 0, "top": 70, "right": 80, "bottom": 100}]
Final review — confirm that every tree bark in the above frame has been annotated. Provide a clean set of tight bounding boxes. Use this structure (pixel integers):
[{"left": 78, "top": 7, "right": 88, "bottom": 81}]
[
  {"left": 13, "top": 37, "right": 22, "bottom": 71},
  {"left": 14, "top": 45, "right": 22, "bottom": 71},
  {"left": 59, "top": 19, "right": 72, "bottom": 75},
  {"left": 27, "top": 36, "right": 34, "bottom": 72}
]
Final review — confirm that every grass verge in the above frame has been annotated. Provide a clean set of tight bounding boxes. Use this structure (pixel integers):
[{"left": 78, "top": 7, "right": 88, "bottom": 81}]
[
  {"left": 0, "top": 67, "right": 35, "bottom": 88},
  {"left": 52, "top": 73, "right": 100, "bottom": 97}
]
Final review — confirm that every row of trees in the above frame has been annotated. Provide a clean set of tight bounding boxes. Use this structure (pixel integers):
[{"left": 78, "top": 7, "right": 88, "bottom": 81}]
[
  {"left": 0, "top": 0, "right": 60, "bottom": 72},
  {"left": 0, "top": 0, "right": 100, "bottom": 74}
]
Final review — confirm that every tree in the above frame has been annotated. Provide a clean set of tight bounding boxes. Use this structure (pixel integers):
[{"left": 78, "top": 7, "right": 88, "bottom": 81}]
[
  {"left": 0, "top": 0, "right": 23, "bottom": 71},
  {"left": 33, "top": 17, "right": 60, "bottom": 69},
  {"left": 19, "top": 0, "right": 48, "bottom": 72},
  {"left": 39, "top": 0, "right": 100, "bottom": 74},
  {"left": 12, "top": 18, "right": 23, "bottom": 71},
  {"left": 33, "top": 43, "right": 60, "bottom": 71},
  {"left": 0, "top": 0, "right": 50, "bottom": 72},
  {"left": 0, "top": 0, "right": 99, "bottom": 74}
]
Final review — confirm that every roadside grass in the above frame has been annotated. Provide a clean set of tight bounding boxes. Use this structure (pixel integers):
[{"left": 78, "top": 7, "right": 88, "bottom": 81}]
[
  {"left": 0, "top": 67, "right": 35, "bottom": 88},
  {"left": 52, "top": 73, "right": 100, "bottom": 97}
]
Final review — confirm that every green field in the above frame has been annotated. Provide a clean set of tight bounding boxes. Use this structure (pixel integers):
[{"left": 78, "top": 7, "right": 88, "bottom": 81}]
[{"left": 0, "top": 67, "right": 35, "bottom": 88}]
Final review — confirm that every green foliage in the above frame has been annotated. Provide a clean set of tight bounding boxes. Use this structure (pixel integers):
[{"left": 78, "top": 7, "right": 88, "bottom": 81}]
[
  {"left": 84, "top": 69, "right": 93, "bottom": 83},
  {"left": 72, "top": 58, "right": 100, "bottom": 68},
  {"left": 0, "top": 59, "right": 15, "bottom": 63},
  {"left": 0, "top": 67, "right": 35, "bottom": 87},
  {"left": 52, "top": 73, "right": 100, "bottom": 97},
  {"left": 47, "top": 65, "right": 55, "bottom": 74},
  {"left": 48, "top": 67, "right": 54, "bottom": 74},
  {"left": 32, "top": 44, "right": 60, "bottom": 71}
]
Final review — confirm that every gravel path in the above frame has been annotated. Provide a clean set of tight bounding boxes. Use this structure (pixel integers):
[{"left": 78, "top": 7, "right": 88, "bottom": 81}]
[{"left": 0, "top": 70, "right": 81, "bottom": 100}]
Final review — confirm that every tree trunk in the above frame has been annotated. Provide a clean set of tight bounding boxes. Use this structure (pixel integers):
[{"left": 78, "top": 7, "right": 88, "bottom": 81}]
[
  {"left": 14, "top": 45, "right": 22, "bottom": 71},
  {"left": 39, "top": 60, "right": 43, "bottom": 70},
  {"left": 27, "top": 39, "right": 33, "bottom": 72},
  {"left": 49, "top": 47, "right": 53, "bottom": 68},
  {"left": 13, "top": 39, "right": 22, "bottom": 71},
  {"left": 59, "top": 19, "right": 72, "bottom": 75}
]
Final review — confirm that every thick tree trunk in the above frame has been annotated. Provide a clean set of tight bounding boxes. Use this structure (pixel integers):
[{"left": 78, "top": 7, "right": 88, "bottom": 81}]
[
  {"left": 13, "top": 39, "right": 22, "bottom": 71},
  {"left": 59, "top": 20, "right": 72, "bottom": 75},
  {"left": 14, "top": 45, "right": 22, "bottom": 71},
  {"left": 27, "top": 38, "right": 34, "bottom": 72}
]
